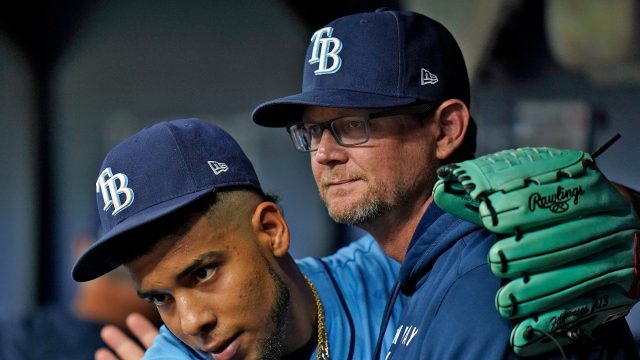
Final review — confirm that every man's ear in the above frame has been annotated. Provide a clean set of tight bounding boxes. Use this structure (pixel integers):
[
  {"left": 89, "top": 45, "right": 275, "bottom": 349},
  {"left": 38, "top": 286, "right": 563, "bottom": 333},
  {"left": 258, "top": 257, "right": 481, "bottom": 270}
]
[
  {"left": 433, "top": 99, "right": 470, "bottom": 160},
  {"left": 251, "top": 201, "right": 290, "bottom": 257}
]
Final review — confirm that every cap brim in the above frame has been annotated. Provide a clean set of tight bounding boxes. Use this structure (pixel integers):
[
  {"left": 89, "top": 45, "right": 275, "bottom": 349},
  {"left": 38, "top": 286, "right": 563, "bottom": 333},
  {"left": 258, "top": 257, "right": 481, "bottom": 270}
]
[
  {"left": 72, "top": 187, "right": 215, "bottom": 282},
  {"left": 252, "top": 89, "right": 418, "bottom": 127}
]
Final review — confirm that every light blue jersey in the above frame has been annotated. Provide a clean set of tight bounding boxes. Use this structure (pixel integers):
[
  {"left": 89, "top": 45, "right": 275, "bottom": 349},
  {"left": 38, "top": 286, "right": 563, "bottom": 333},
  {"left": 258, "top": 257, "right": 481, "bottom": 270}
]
[
  {"left": 143, "top": 235, "right": 401, "bottom": 359},
  {"left": 144, "top": 326, "right": 207, "bottom": 360}
]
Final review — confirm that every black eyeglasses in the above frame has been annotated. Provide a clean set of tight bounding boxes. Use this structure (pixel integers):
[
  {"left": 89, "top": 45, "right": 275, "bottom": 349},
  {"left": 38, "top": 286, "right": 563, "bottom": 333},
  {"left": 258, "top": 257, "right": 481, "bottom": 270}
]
[{"left": 286, "top": 103, "right": 438, "bottom": 152}]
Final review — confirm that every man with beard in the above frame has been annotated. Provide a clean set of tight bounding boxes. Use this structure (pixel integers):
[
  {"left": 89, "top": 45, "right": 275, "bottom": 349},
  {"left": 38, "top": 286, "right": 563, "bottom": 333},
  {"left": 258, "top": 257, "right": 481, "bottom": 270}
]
[
  {"left": 251, "top": 8, "right": 639, "bottom": 359},
  {"left": 73, "top": 118, "right": 400, "bottom": 360},
  {"left": 80, "top": 9, "right": 640, "bottom": 360}
]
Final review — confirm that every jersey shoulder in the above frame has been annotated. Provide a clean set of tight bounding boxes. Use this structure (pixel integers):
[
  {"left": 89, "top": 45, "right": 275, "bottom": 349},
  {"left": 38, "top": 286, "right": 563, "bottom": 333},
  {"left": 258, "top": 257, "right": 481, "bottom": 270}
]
[
  {"left": 143, "top": 325, "right": 208, "bottom": 360},
  {"left": 296, "top": 234, "right": 399, "bottom": 280}
]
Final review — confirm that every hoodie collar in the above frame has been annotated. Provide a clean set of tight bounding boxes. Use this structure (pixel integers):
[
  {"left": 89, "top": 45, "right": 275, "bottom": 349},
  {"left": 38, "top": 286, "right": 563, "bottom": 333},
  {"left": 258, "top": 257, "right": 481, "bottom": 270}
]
[
  {"left": 399, "top": 203, "right": 478, "bottom": 294},
  {"left": 406, "top": 203, "right": 446, "bottom": 255}
]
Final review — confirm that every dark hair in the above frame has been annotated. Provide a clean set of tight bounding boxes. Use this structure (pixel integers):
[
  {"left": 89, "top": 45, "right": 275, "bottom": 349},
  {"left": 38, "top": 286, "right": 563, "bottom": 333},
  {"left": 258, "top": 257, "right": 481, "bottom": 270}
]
[{"left": 111, "top": 188, "right": 278, "bottom": 266}]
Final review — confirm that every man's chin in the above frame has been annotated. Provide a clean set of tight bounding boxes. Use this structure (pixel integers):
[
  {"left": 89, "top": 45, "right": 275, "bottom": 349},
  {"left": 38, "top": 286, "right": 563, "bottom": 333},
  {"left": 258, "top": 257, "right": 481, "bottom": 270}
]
[
  {"left": 327, "top": 201, "right": 388, "bottom": 226},
  {"left": 325, "top": 199, "right": 360, "bottom": 223}
]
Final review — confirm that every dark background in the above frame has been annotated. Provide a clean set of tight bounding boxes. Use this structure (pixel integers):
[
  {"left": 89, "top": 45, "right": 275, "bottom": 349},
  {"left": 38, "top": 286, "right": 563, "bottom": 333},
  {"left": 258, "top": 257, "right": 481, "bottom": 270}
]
[{"left": 0, "top": 0, "right": 638, "bottom": 326}]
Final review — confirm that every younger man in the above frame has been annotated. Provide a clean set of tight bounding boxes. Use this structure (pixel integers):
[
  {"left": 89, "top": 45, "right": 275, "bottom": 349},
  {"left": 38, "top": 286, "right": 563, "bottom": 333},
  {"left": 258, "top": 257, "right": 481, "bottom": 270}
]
[{"left": 73, "top": 118, "right": 400, "bottom": 359}]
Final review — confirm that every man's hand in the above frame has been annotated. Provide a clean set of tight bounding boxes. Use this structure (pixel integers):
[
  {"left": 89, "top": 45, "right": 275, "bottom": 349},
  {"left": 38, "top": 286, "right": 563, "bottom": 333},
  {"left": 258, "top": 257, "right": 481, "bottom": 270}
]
[{"left": 95, "top": 313, "right": 159, "bottom": 360}]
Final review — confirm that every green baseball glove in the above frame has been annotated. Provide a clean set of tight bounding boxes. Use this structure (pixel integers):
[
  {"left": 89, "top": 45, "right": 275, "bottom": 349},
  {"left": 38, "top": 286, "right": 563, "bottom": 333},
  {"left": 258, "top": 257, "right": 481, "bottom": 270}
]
[{"left": 433, "top": 146, "right": 640, "bottom": 357}]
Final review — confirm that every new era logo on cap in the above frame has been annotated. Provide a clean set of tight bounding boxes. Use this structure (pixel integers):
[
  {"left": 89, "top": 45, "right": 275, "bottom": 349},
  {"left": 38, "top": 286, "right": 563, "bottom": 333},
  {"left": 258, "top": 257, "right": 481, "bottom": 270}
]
[
  {"left": 421, "top": 69, "right": 438, "bottom": 85},
  {"left": 208, "top": 161, "right": 229, "bottom": 175}
]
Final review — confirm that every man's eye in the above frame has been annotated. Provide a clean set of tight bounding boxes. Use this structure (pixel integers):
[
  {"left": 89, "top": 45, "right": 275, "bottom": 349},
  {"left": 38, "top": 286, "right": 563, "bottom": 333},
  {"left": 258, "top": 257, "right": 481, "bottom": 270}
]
[
  {"left": 307, "top": 125, "right": 323, "bottom": 136},
  {"left": 194, "top": 266, "right": 216, "bottom": 282},
  {"left": 345, "top": 120, "right": 364, "bottom": 129},
  {"left": 147, "top": 294, "right": 168, "bottom": 307}
]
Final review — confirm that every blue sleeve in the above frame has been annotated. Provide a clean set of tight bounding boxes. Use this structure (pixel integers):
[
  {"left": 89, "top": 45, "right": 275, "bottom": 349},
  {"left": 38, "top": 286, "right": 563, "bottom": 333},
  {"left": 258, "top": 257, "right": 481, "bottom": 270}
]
[
  {"left": 143, "top": 325, "right": 208, "bottom": 360},
  {"left": 296, "top": 235, "right": 402, "bottom": 359}
]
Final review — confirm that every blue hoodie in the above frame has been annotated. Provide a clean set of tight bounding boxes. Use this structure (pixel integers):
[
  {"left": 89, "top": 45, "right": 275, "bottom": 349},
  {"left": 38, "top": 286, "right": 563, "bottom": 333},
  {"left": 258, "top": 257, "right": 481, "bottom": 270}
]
[{"left": 378, "top": 204, "right": 639, "bottom": 359}]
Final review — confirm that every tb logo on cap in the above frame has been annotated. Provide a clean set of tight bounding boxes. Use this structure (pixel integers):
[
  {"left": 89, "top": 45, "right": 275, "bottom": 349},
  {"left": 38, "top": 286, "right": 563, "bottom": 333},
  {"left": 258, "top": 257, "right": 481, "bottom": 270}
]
[
  {"left": 308, "top": 27, "right": 342, "bottom": 75},
  {"left": 96, "top": 167, "right": 134, "bottom": 216}
]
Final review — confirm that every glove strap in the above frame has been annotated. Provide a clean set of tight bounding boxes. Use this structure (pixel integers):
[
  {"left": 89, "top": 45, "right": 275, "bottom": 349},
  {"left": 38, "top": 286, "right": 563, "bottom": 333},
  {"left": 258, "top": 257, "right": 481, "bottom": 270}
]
[{"left": 522, "top": 327, "right": 568, "bottom": 360}]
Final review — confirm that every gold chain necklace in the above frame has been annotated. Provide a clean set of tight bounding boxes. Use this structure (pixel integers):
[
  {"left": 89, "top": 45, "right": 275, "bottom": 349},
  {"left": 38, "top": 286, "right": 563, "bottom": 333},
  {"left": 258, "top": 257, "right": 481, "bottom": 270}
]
[{"left": 304, "top": 276, "right": 330, "bottom": 360}]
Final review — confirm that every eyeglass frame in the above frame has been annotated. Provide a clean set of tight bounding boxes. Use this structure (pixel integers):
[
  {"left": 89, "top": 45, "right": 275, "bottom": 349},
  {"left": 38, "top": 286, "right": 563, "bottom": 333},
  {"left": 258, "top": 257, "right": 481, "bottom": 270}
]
[{"left": 285, "top": 103, "right": 439, "bottom": 152}]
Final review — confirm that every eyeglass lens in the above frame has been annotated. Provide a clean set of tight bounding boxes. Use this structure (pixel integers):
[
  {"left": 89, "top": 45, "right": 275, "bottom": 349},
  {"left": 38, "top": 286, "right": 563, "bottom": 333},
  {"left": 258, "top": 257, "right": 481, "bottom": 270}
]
[{"left": 291, "top": 116, "right": 369, "bottom": 151}]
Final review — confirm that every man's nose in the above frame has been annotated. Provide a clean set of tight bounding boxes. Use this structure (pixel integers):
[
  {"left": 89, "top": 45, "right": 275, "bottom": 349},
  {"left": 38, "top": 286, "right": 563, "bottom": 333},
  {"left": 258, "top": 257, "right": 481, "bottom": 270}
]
[
  {"left": 313, "top": 129, "right": 348, "bottom": 165},
  {"left": 176, "top": 292, "right": 217, "bottom": 338}
]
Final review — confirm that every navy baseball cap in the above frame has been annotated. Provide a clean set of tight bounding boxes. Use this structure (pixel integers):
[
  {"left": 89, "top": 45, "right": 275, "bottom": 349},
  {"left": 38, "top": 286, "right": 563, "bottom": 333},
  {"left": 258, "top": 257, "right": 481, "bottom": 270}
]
[
  {"left": 252, "top": 9, "right": 470, "bottom": 127},
  {"left": 72, "top": 118, "right": 262, "bottom": 282}
]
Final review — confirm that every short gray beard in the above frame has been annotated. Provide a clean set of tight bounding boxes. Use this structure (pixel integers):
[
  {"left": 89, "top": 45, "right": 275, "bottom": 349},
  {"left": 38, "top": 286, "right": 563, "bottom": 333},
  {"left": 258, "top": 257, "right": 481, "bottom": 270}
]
[
  {"left": 327, "top": 197, "right": 393, "bottom": 226},
  {"left": 322, "top": 162, "right": 440, "bottom": 227}
]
